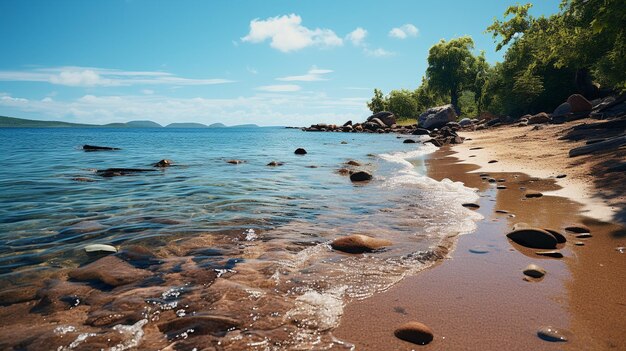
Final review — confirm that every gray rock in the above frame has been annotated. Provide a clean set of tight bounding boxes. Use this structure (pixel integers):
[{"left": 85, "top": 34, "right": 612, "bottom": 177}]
[
  {"left": 459, "top": 118, "right": 473, "bottom": 127},
  {"left": 418, "top": 104, "right": 457, "bottom": 130},
  {"left": 528, "top": 112, "right": 551, "bottom": 124},
  {"left": 84, "top": 244, "right": 117, "bottom": 254},
  {"left": 367, "top": 111, "right": 396, "bottom": 127},
  {"left": 553, "top": 102, "right": 572, "bottom": 116}
]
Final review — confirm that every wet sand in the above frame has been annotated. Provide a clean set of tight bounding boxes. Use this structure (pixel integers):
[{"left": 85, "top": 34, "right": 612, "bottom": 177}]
[{"left": 334, "top": 147, "right": 626, "bottom": 350}]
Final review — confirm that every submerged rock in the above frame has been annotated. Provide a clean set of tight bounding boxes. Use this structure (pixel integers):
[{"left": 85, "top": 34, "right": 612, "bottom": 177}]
[
  {"left": 96, "top": 168, "right": 156, "bottom": 177},
  {"left": 523, "top": 264, "right": 546, "bottom": 278},
  {"left": 68, "top": 255, "right": 151, "bottom": 287},
  {"left": 345, "top": 160, "right": 361, "bottom": 166},
  {"left": 350, "top": 171, "right": 373, "bottom": 182},
  {"left": 394, "top": 321, "right": 434, "bottom": 345},
  {"left": 226, "top": 159, "right": 245, "bottom": 164},
  {"left": 267, "top": 161, "right": 284, "bottom": 166},
  {"left": 154, "top": 159, "right": 172, "bottom": 167},
  {"left": 82, "top": 144, "right": 120, "bottom": 151},
  {"left": 330, "top": 234, "right": 392, "bottom": 254},
  {"left": 403, "top": 139, "right": 416, "bottom": 144},
  {"left": 507, "top": 228, "right": 558, "bottom": 249},
  {"left": 158, "top": 314, "right": 240, "bottom": 339},
  {"left": 294, "top": 148, "right": 307, "bottom": 155}
]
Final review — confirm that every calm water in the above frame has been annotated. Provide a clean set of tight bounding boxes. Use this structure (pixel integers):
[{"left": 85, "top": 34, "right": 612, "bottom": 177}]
[{"left": 0, "top": 127, "right": 480, "bottom": 350}]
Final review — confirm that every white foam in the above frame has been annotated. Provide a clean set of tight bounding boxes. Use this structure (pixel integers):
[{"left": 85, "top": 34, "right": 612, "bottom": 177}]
[{"left": 109, "top": 319, "right": 148, "bottom": 351}]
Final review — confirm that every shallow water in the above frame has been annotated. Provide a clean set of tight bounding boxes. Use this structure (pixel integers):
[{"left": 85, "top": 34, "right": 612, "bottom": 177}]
[{"left": 0, "top": 127, "right": 480, "bottom": 350}]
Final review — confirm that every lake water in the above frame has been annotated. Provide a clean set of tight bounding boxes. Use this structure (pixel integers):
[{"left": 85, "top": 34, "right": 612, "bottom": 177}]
[{"left": 0, "top": 127, "right": 480, "bottom": 350}]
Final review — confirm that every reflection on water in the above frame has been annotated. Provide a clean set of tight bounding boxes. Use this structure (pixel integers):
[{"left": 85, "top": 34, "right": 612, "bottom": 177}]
[{"left": 0, "top": 127, "right": 480, "bottom": 349}]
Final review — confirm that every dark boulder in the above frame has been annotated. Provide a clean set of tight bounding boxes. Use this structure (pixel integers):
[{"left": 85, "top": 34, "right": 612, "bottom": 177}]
[
  {"left": 294, "top": 148, "right": 307, "bottom": 155},
  {"left": 567, "top": 94, "right": 592, "bottom": 113},
  {"left": 154, "top": 159, "right": 172, "bottom": 167},
  {"left": 418, "top": 104, "right": 457, "bottom": 130},
  {"left": 403, "top": 139, "right": 416, "bottom": 144},
  {"left": 506, "top": 228, "right": 558, "bottom": 249},
  {"left": 350, "top": 171, "right": 373, "bottom": 182},
  {"left": 367, "top": 111, "right": 396, "bottom": 127}
]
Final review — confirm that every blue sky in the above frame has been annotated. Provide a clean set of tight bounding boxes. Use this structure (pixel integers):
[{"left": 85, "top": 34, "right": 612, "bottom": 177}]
[{"left": 0, "top": 0, "right": 561, "bottom": 126}]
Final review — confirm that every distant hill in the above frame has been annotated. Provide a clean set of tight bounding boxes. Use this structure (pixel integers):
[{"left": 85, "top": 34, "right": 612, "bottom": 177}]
[
  {"left": 0, "top": 116, "right": 96, "bottom": 128},
  {"left": 0, "top": 115, "right": 259, "bottom": 129},
  {"left": 230, "top": 124, "right": 259, "bottom": 128},
  {"left": 124, "top": 120, "right": 163, "bottom": 128},
  {"left": 166, "top": 122, "right": 209, "bottom": 128}
]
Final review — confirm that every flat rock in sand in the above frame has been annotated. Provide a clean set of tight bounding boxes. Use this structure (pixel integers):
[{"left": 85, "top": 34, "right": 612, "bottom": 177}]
[
  {"left": 394, "top": 321, "right": 434, "bottom": 345},
  {"left": 507, "top": 228, "right": 558, "bottom": 249},
  {"left": 523, "top": 264, "right": 546, "bottom": 278},
  {"left": 564, "top": 224, "right": 590, "bottom": 233},
  {"left": 331, "top": 234, "right": 392, "bottom": 254}
]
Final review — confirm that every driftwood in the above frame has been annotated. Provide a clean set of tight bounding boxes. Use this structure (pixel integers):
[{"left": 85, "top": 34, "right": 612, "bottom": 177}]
[{"left": 569, "top": 135, "right": 626, "bottom": 157}]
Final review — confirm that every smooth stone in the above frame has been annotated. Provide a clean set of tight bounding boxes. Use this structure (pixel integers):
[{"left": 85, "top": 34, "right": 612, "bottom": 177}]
[
  {"left": 564, "top": 224, "right": 590, "bottom": 233},
  {"left": 525, "top": 191, "right": 543, "bottom": 198},
  {"left": 341, "top": 141, "right": 348, "bottom": 144},
  {"left": 543, "top": 229, "right": 567, "bottom": 244},
  {"left": 497, "top": 185, "right": 507, "bottom": 189},
  {"left": 479, "top": 173, "right": 489, "bottom": 177},
  {"left": 226, "top": 159, "right": 245, "bottom": 164},
  {"left": 345, "top": 160, "right": 361, "bottom": 166},
  {"left": 497, "top": 178, "right": 506, "bottom": 182},
  {"left": 330, "top": 234, "right": 392, "bottom": 254},
  {"left": 154, "top": 159, "right": 172, "bottom": 167},
  {"left": 575, "top": 233, "right": 592, "bottom": 238},
  {"left": 535, "top": 250, "right": 564, "bottom": 258},
  {"left": 507, "top": 228, "right": 558, "bottom": 249},
  {"left": 462, "top": 203, "right": 480, "bottom": 209},
  {"left": 537, "top": 326, "right": 569, "bottom": 342},
  {"left": 394, "top": 321, "right": 434, "bottom": 345},
  {"left": 469, "top": 247, "right": 490, "bottom": 254},
  {"left": 403, "top": 139, "right": 416, "bottom": 144},
  {"left": 488, "top": 160, "right": 498, "bottom": 163},
  {"left": 267, "top": 161, "right": 284, "bottom": 166},
  {"left": 556, "top": 174, "right": 567, "bottom": 178},
  {"left": 350, "top": 171, "right": 373, "bottom": 182},
  {"left": 615, "top": 247, "right": 625, "bottom": 253},
  {"left": 294, "top": 148, "right": 307, "bottom": 155},
  {"left": 68, "top": 255, "right": 151, "bottom": 287},
  {"left": 84, "top": 244, "right": 117, "bottom": 254},
  {"left": 523, "top": 264, "right": 546, "bottom": 278},
  {"left": 495, "top": 210, "right": 509, "bottom": 214},
  {"left": 488, "top": 178, "right": 497, "bottom": 183}
]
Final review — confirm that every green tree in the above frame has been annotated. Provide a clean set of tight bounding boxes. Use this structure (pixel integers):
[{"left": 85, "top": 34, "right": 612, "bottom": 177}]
[
  {"left": 425, "top": 36, "right": 478, "bottom": 114},
  {"left": 387, "top": 89, "right": 418, "bottom": 120},
  {"left": 367, "top": 88, "right": 387, "bottom": 113}
]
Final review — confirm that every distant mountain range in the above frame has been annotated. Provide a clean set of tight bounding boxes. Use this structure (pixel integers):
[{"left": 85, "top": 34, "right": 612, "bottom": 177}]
[{"left": 0, "top": 116, "right": 259, "bottom": 128}]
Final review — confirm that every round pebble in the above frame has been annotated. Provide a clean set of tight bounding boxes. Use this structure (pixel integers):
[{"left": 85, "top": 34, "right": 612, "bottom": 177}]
[
  {"left": 394, "top": 321, "right": 434, "bottom": 345},
  {"left": 523, "top": 264, "right": 546, "bottom": 278},
  {"left": 537, "top": 326, "right": 569, "bottom": 342}
]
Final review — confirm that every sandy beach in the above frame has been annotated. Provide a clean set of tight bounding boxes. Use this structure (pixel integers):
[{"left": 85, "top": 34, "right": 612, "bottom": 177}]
[{"left": 335, "top": 123, "right": 626, "bottom": 350}]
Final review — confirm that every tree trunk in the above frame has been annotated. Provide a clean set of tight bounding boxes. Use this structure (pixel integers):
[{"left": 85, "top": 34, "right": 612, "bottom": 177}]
[{"left": 450, "top": 89, "right": 460, "bottom": 115}]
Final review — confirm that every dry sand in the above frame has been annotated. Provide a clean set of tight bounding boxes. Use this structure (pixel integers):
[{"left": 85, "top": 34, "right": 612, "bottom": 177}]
[{"left": 334, "top": 123, "right": 626, "bottom": 350}]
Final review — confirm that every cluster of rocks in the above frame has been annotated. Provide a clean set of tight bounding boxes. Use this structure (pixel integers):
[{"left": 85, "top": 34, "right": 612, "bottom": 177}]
[{"left": 302, "top": 105, "right": 468, "bottom": 148}]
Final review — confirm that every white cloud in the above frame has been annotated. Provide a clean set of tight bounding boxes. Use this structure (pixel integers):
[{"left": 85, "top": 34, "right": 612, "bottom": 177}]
[
  {"left": 365, "top": 48, "right": 396, "bottom": 57},
  {"left": 0, "top": 67, "right": 234, "bottom": 87},
  {"left": 0, "top": 92, "right": 369, "bottom": 127},
  {"left": 276, "top": 66, "right": 333, "bottom": 82},
  {"left": 241, "top": 14, "right": 343, "bottom": 52},
  {"left": 389, "top": 24, "right": 419, "bottom": 39},
  {"left": 346, "top": 27, "right": 367, "bottom": 46},
  {"left": 255, "top": 84, "right": 302, "bottom": 92}
]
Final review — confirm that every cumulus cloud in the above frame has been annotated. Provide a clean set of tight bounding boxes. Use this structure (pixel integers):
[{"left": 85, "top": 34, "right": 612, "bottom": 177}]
[
  {"left": 389, "top": 24, "right": 419, "bottom": 39},
  {"left": 0, "top": 67, "right": 234, "bottom": 87},
  {"left": 365, "top": 48, "right": 396, "bottom": 57},
  {"left": 346, "top": 27, "right": 367, "bottom": 46},
  {"left": 255, "top": 84, "right": 302, "bottom": 92},
  {"left": 276, "top": 66, "right": 333, "bottom": 82},
  {"left": 241, "top": 14, "right": 343, "bottom": 52}
]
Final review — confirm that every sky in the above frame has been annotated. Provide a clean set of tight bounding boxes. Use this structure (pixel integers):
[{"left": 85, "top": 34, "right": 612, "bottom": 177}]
[{"left": 0, "top": 0, "right": 562, "bottom": 126}]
